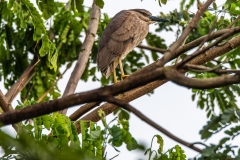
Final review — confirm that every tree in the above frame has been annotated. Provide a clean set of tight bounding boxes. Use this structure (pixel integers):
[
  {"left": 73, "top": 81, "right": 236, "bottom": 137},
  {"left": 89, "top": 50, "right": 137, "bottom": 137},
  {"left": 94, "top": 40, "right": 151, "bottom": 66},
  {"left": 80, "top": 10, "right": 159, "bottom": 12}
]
[{"left": 0, "top": 0, "right": 240, "bottom": 159}]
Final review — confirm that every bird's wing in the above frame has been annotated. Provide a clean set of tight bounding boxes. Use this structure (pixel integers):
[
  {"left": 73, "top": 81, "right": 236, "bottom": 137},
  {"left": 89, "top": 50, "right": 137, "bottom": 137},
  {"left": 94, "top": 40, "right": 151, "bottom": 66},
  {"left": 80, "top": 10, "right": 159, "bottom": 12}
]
[{"left": 97, "top": 10, "right": 148, "bottom": 77}]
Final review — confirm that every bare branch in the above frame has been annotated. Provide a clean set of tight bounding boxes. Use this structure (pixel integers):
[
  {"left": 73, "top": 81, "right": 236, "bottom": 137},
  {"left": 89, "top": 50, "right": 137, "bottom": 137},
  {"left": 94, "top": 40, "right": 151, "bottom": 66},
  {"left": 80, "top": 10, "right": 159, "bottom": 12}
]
[
  {"left": 60, "top": 2, "right": 100, "bottom": 115},
  {"left": 156, "top": 0, "right": 214, "bottom": 66},
  {"left": 104, "top": 96, "right": 202, "bottom": 153},
  {"left": 164, "top": 67, "right": 240, "bottom": 89},
  {"left": 0, "top": 90, "right": 18, "bottom": 131},
  {"left": 176, "top": 27, "right": 240, "bottom": 67},
  {"left": 137, "top": 44, "right": 166, "bottom": 54},
  {"left": 175, "top": 26, "right": 240, "bottom": 58},
  {"left": 189, "top": 35, "right": 240, "bottom": 65},
  {"left": 0, "top": 90, "right": 12, "bottom": 112},
  {"left": 5, "top": 60, "right": 39, "bottom": 103},
  {"left": 184, "top": 64, "right": 240, "bottom": 74}
]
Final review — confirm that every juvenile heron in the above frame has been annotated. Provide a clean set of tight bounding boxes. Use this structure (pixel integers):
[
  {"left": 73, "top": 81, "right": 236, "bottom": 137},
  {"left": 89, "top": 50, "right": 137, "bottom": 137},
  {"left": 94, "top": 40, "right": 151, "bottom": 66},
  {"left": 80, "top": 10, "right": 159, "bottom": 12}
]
[{"left": 97, "top": 9, "right": 169, "bottom": 83}]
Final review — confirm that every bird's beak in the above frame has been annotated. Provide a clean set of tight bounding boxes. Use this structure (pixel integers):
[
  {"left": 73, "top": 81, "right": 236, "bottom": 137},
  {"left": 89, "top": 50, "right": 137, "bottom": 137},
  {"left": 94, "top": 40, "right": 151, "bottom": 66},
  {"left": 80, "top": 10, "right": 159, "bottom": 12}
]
[{"left": 149, "top": 16, "right": 170, "bottom": 22}]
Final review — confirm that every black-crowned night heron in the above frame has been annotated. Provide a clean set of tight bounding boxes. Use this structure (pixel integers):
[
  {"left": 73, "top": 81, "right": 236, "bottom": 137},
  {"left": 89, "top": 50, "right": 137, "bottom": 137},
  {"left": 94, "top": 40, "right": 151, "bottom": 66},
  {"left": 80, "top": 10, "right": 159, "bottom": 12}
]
[{"left": 97, "top": 9, "right": 169, "bottom": 83}]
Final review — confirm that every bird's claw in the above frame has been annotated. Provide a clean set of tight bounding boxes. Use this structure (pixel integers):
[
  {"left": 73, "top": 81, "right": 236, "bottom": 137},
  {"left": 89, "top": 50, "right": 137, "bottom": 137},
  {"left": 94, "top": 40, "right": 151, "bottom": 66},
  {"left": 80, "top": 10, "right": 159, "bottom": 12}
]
[{"left": 121, "top": 74, "right": 129, "bottom": 80}]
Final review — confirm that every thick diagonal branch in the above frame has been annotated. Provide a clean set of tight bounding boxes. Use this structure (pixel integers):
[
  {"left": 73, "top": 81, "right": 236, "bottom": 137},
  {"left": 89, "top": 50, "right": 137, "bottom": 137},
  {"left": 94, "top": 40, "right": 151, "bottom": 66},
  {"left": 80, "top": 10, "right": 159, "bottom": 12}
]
[{"left": 60, "top": 2, "right": 100, "bottom": 115}]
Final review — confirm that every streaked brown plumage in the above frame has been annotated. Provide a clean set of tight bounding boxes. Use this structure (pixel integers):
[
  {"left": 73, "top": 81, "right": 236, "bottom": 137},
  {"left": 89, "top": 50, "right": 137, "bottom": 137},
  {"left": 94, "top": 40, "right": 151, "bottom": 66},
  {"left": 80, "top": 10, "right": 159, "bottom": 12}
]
[{"left": 97, "top": 9, "right": 169, "bottom": 83}]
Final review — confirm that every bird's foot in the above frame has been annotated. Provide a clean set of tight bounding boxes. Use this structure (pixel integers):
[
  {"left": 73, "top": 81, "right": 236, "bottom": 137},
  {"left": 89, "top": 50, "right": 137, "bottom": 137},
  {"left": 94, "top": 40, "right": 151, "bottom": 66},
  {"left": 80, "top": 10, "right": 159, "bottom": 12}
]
[
  {"left": 114, "top": 78, "right": 119, "bottom": 84},
  {"left": 121, "top": 74, "right": 129, "bottom": 80}
]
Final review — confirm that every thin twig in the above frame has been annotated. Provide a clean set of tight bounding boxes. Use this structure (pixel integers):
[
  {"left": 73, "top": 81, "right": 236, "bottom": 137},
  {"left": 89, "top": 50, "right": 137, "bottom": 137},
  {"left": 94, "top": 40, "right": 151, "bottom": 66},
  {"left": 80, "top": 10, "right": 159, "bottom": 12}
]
[
  {"left": 197, "top": 16, "right": 218, "bottom": 50},
  {"left": 137, "top": 44, "right": 166, "bottom": 54},
  {"left": 103, "top": 96, "right": 202, "bottom": 153},
  {"left": 164, "top": 66, "right": 240, "bottom": 89},
  {"left": 228, "top": 16, "right": 240, "bottom": 28},
  {"left": 176, "top": 28, "right": 239, "bottom": 68},
  {"left": 109, "top": 154, "right": 119, "bottom": 160},
  {"left": 184, "top": 64, "right": 240, "bottom": 74},
  {"left": 156, "top": 0, "right": 215, "bottom": 66}
]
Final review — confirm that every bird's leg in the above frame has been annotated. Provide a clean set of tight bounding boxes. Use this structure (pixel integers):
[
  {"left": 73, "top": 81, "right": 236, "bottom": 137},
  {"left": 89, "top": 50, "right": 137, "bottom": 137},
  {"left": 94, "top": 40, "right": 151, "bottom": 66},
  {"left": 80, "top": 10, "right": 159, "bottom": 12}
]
[
  {"left": 118, "top": 57, "right": 129, "bottom": 80},
  {"left": 113, "top": 63, "right": 118, "bottom": 83}
]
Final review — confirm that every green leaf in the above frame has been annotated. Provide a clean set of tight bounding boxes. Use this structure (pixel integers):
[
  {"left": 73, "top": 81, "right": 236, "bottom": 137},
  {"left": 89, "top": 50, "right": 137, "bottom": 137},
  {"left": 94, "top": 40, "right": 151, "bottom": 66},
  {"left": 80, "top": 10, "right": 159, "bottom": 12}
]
[
  {"left": 161, "top": 0, "right": 167, "bottom": 5},
  {"left": 126, "top": 137, "right": 139, "bottom": 151},
  {"left": 226, "top": 0, "right": 237, "bottom": 4},
  {"left": 156, "top": 135, "right": 164, "bottom": 153},
  {"left": 90, "top": 130, "right": 101, "bottom": 139},
  {"left": 111, "top": 125, "right": 123, "bottom": 147},
  {"left": 95, "top": 0, "right": 104, "bottom": 8},
  {"left": 76, "top": 0, "right": 84, "bottom": 12},
  {"left": 213, "top": 2, "right": 217, "bottom": 10},
  {"left": 118, "top": 109, "right": 130, "bottom": 120}
]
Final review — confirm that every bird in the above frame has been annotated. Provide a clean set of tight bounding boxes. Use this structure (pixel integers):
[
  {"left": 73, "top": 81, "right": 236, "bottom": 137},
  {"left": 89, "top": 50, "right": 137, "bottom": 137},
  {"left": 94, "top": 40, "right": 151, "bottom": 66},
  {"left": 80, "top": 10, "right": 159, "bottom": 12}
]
[{"left": 97, "top": 9, "right": 169, "bottom": 83}]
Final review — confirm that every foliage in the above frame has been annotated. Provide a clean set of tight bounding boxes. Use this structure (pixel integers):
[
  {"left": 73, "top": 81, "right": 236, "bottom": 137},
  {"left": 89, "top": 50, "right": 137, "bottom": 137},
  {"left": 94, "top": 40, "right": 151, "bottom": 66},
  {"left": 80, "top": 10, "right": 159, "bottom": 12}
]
[
  {"left": 0, "top": 108, "right": 142, "bottom": 159},
  {"left": 144, "top": 135, "right": 186, "bottom": 160},
  {"left": 0, "top": 0, "right": 240, "bottom": 159}
]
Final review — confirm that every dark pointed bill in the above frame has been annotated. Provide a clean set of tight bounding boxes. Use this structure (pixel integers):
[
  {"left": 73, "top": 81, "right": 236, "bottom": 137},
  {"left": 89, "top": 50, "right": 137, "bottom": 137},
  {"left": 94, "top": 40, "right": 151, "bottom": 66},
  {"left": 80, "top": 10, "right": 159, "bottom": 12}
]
[{"left": 149, "top": 16, "right": 170, "bottom": 22}]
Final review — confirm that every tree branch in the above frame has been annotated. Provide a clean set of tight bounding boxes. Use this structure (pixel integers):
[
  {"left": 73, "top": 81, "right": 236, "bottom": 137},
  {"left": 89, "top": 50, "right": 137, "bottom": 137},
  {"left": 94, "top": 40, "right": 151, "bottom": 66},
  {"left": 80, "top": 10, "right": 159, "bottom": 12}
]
[
  {"left": 5, "top": 60, "right": 39, "bottom": 103},
  {"left": 176, "top": 27, "right": 240, "bottom": 67},
  {"left": 164, "top": 67, "right": 240, "bottom": 89},
  {"left": 184, "top": 64, "right": 240, "bottom": 74},
  {"left": 0, "top": 66, "right": 166, "bottom": 125},
  {"left": 0, "top": 90, "right": 12, "bottom": 112},
  {"left": 0, "top": 90, "right": 18, "bottom": 131},
  {"left": 137, "top": 44, "right": 166, "bottom": 54},
  {"left": 59, "top": 1, "right": 100, "bottom": 115},
  {"left": 103, "top": 96, "right": 202, "bottom": 153}
]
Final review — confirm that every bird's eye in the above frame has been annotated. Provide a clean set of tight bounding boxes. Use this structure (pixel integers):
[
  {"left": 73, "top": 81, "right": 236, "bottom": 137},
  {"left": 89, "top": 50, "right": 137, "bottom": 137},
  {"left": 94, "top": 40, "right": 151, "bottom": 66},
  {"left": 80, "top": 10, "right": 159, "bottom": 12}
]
[{"left": 141, "top": 12, "right": 148, "bottom": 16}]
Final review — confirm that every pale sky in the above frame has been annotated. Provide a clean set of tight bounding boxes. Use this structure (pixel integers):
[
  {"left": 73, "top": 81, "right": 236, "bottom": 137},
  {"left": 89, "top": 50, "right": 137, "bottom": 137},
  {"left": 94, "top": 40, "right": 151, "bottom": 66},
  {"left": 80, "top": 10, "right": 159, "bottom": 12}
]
[{"left": 1, "top": 0, "right": 239, "bottom": 160}]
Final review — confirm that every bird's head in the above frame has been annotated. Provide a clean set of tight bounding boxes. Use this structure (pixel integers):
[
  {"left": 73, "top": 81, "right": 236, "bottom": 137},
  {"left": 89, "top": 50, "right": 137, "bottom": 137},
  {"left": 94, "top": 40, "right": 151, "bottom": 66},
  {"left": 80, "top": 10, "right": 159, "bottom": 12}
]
[{"left": 130, "top": 9, "right": 170, "bottom": 24}]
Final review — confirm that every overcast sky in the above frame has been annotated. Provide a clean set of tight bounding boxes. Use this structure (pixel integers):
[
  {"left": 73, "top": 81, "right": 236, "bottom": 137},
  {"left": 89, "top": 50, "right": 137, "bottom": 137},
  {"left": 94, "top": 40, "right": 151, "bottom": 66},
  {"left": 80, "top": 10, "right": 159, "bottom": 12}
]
[{"left": 1, "top": 0, "right": 239, "bottom": 160}]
